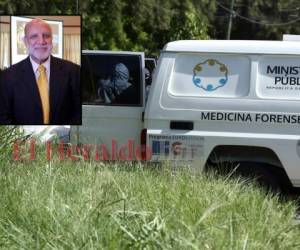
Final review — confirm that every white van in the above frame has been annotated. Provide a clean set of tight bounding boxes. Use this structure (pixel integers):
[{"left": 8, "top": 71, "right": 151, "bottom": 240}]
[{"left": 72, "top": 40, "right": 300, "bottom": 191}]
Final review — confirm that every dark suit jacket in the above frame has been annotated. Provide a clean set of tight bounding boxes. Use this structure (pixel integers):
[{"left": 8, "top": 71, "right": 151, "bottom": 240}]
[{"left": 0, "top": 56, "right": 81, "bottom": 125}]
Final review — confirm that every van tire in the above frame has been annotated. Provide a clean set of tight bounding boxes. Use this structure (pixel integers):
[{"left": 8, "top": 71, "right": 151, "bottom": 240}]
[
  {"left": 207, "top": 161, "right": 282, "bottom": 193},
  {"left": 234, "top": 162, "right": 281, "bottom": 193}
]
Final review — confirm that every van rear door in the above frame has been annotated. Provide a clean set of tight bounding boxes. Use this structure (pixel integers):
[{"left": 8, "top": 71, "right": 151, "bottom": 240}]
[{"left": 71, "top": 51, "right": 145, "bottom": 156}]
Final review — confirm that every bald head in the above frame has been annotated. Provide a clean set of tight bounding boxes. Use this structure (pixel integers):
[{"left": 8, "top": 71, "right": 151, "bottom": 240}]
[
  {"left": 24, "top": 19, "right": 52, "bottom": 37},
  {"left": 23, "top": 18, "right": 53, "bottom": 64}
]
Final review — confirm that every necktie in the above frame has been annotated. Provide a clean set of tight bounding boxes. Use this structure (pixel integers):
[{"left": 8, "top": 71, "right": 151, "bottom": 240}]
[{"left": 37, "top": 65, "right": 50, "bottom": 124}]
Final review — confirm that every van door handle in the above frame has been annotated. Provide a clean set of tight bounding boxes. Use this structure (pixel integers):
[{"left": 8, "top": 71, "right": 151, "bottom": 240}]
[{"left": 170, "top": 121, "right": 194, "bottom": 130}]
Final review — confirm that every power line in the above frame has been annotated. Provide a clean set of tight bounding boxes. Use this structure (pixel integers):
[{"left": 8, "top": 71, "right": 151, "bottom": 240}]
[{"left": 216, "top": 1, "right": 300, "bottom": 26}]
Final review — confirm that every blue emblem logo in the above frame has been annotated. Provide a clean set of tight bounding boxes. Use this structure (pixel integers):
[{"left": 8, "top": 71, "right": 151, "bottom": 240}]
[{"left": 192, "top": 59, "right": 228, "bottom": 91}]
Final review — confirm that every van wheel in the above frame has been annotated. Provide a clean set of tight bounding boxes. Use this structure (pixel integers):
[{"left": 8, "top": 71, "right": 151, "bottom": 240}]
[
  {"left": 207, "top": 161, "right": 282, "bottom": 193},
  {"left": 232, "top": 162, "right": 282, "bottom": 193}
]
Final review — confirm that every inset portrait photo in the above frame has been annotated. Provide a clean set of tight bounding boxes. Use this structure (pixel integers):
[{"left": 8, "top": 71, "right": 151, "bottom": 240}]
[{"left": 0, "top": 15, "right": 81, "bottom": 125}]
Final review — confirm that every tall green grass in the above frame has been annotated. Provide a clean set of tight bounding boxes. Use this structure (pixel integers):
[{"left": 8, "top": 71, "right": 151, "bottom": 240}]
[
  {"left": 0, "top": 148, "right": 299, "bottom": 249},
  {"left": 0, "top": 126, "right": 23, "bottom": 161}
]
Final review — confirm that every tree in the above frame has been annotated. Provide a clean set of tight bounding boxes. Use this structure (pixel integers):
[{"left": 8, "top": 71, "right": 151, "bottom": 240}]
[
  {"left": 122, "top": 0, "right": 215, "bottom": 54},
  {"left": 168, "top": 0, "right": 215, "bottom": 41},
  {"left": 80, "top": 0, "right": 127, "bottom": 50},
  {"left": 0, "top": 0, "right": 77, "bottom": 14},
  {"left": 1, "top": 0, "right": 215, "bottom": 54},
  {"left": 212, "top": 0, "right": 300, "bottom": 40}
]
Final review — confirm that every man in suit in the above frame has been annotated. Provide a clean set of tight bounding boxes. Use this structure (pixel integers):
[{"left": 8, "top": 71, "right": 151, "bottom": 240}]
[{"left": 0, "top": 18, "right": 81, "bottom": 125}]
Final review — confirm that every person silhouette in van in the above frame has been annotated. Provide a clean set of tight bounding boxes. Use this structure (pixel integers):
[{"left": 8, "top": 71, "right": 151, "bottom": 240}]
[{"left": 98, "top": 62, "right": 140, "bottom": 105}]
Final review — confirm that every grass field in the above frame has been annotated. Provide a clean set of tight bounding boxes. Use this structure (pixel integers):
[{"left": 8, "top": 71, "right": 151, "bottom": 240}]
[{"left": 0, "top": 149, "right": 300, "bottom": 249}]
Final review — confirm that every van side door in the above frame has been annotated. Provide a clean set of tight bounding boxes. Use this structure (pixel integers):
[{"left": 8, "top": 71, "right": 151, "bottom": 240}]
[{"left": 71, "top": 51, "right": 145, "bottom": 159}]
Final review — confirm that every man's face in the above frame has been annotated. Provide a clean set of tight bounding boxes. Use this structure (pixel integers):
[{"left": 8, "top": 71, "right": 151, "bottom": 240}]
[{"left": 24, "top": 21, "right": 53, "bottom": 64}]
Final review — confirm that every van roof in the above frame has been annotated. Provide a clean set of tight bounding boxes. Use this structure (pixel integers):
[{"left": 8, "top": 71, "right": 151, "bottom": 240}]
[{"left": 163, "top": 40, "right": 300, "bottom": 55}]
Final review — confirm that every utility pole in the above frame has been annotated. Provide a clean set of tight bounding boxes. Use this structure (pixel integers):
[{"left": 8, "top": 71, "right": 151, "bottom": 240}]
[{"left": 226, "top": 0, "right": 235, "bottom": 40}]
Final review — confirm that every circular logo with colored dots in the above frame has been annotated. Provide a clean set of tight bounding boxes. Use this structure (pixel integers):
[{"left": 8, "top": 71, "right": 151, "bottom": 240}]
[{"left": 192, "top": 59, "right": 228, "bottom": 91}]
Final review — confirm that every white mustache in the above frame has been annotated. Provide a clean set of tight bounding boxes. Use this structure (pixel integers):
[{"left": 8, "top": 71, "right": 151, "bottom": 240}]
[{"left": 34, "top": 46, "right": 50, "bottom": 49}]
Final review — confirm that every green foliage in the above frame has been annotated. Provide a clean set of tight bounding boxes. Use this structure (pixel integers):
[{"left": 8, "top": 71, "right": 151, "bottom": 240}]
[
  {"left": 0, "top": 0, "right": 299, "bottom": 52},
  {"left": 79, "top": 0, "right": 214, "bottom": 54},
  {"left": 1, "top": 0, "right": 211, "bottom": 54},
  {"left": 213, "top": 0, "right": 300, "bottom": 40},
  {"left": 0, "top": 126, "right": 22, "bottom": 161},
  {"left": 168, "top": 0, "right": 211, "bottom": 41},
  {"left": 0, "top": 0, "right": 78, "bottom": 14},
  {"left": 81, "top": 0, "right": 127, "bottom": 51},
  {"left": 0, "top": 157, "right": 299, "bottom": 249}
]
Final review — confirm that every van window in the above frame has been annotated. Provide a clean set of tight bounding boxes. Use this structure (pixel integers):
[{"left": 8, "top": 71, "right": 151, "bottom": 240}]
[
  {"left": 145, "top": 57, "right": 157, "bottom": 101},
  {"left": 257, "top": 56, "right": 300, "bottom": 100},
  {"left": 168, "top": 54, "right": 250, "bottom": 98},
  {"left": 81, "top": 53, "right": 143, "bottom": 106}
]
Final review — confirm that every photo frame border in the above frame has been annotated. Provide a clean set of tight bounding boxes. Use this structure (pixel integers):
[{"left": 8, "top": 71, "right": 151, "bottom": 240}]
[{"left": 10, "top": 16, "right": 63, "bottom": 65}]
